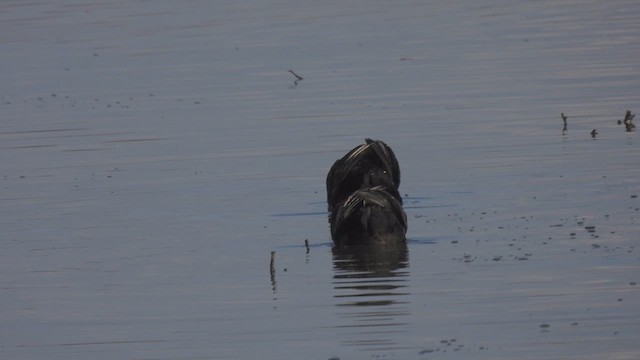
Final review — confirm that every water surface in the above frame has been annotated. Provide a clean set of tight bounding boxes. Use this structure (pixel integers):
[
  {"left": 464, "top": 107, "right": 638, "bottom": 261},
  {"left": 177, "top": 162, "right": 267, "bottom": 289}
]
[{"left": 1, "top": 1, "right": 639, "bottom": 359}]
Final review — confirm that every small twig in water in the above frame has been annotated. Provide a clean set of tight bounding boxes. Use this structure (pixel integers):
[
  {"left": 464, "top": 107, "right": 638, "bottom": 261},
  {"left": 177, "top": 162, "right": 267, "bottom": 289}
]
[
  {"left": 288, "top": 70, "right": 303, "bottom": 86},
  {"left": 270, "top": 251, "right": 276, "bottom": 275},
  {"left": 561, "top": 113, "right": 568, "bottom": 135},
  {"left": 270, "top": 251, "right": 276, "bottom": 293},
  {"left": 288, "top": 70, "right": 303, "bottom": 81}
]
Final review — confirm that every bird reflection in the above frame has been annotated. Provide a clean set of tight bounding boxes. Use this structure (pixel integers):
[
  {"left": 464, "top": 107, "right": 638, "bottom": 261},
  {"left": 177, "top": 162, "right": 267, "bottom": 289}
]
[{"left": 332, "top": 242, "right": 411, "bottom": 351}]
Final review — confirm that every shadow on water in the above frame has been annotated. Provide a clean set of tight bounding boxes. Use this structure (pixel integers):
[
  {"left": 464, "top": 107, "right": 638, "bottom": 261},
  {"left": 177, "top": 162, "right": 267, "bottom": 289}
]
[{"left": 331, "top": 242, "right": 411, "bottom": 351}]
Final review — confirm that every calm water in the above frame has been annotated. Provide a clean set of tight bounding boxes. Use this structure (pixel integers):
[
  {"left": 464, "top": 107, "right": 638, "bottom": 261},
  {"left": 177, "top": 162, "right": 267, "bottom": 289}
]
[{"left": 1, "top": 1, "right": 639, "bottom": 359}]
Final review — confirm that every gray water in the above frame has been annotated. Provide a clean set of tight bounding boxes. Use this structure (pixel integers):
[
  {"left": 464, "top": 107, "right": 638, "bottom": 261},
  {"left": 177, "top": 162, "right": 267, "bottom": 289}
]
[{"left": 1, "top": 1, "right": 639, "bottom": 359}]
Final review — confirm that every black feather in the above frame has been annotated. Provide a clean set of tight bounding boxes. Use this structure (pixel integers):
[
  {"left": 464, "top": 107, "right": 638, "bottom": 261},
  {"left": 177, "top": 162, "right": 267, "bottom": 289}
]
[
  {"left": 330, "top": 186, "right": 407, "bottom": 245},
  {"left": 326, "top": 139, "right": 401, "bottom": 213}
]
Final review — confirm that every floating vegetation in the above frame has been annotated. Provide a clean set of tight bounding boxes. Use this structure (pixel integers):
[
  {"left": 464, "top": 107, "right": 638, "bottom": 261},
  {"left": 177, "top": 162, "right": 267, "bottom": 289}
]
[{"left": 618, "top": 110, "right": 636, "bottom": 132}]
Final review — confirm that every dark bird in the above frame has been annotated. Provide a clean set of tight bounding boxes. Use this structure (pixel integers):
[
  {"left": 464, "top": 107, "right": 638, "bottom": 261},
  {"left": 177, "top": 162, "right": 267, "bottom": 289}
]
[
  {"left": 326, "top": 138, "right": 401, "bottom": 213},
  {"left": 330, "top": 186, "right": 407, "bottom": 245},
  {"left": 591, "top": 129, "right": 598, "bottom": 138}
]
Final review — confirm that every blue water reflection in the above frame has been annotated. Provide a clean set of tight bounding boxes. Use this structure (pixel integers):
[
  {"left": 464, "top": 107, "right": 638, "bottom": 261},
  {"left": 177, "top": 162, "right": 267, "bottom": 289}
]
[{"left": 332, "top": 243, "right": 411, "bottom": 351}]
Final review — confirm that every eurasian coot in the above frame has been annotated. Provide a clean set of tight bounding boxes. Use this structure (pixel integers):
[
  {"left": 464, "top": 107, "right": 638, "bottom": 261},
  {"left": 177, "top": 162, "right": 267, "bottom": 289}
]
[
  {"left": 329, "top": 185, "right": 407, "bottom": 245},
  {"left": 326, "top": 138, "right": 401, "bottom": 213},
  {"left": 326, "top": 139, "right": 407, "bottom": 245}
]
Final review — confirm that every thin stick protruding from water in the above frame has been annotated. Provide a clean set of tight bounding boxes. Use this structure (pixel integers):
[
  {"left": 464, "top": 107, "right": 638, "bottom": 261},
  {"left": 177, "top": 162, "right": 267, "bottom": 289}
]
[
  {"left": 269, "top": 251, "right": 277, "bottom": 293},
  {"left": 288, "top": 70, "right": 303, "bottom": 81},
  {"left": 270, "top": 251, "right": 276, "bottom": 275}
]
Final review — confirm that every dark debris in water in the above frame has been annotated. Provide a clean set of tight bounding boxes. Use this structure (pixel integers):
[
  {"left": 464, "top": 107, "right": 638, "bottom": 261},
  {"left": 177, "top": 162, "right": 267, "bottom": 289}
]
[
  {"left": 407, "top": 190, "right": 637, "bottom": 275},
  {"left": 454, "top": 251, "right": 533, "bottom": 263},
  {"left": 419, "top": 338, "right": 486, "bottom": 356},
  {"left": 618, "top": 110, "right": 636, "bottom": 132},
  {"left": 561, "top": 109, "right": 636, "bottom": 135}
]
